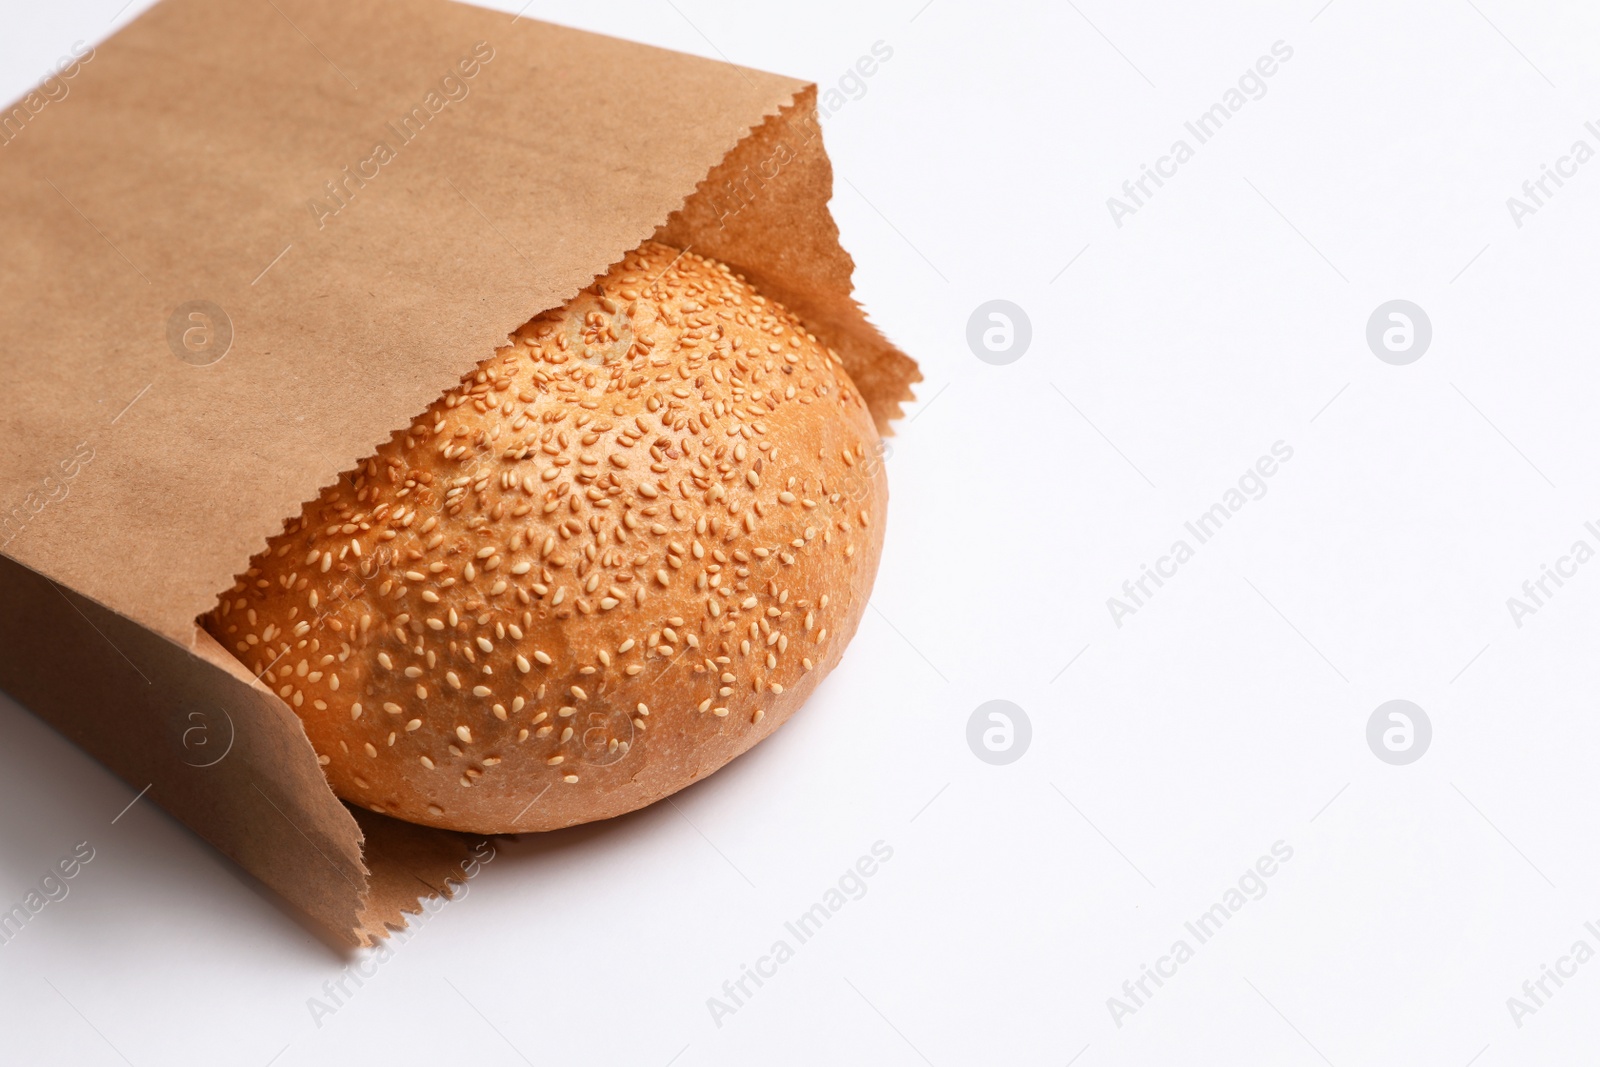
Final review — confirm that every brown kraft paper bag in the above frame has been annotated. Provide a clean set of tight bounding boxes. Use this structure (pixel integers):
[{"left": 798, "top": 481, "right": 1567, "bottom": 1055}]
[{"left": 0, "top": 0, "right": 917, "bottom": 944}]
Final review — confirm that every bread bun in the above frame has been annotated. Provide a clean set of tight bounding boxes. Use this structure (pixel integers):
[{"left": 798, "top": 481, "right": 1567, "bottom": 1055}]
[{"left": 205, "top": 241, "right": 887, "bottom": 833}]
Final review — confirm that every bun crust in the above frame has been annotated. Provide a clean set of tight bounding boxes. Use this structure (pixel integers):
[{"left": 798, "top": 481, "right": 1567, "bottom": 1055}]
[{"left": 205, "top": 242, "right": 886, "bottom": 833}]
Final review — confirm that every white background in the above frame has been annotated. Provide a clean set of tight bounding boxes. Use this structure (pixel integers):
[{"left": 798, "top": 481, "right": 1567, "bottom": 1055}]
[{"left": 4, "top": 0, "right": 1600, "bottom": 1063}]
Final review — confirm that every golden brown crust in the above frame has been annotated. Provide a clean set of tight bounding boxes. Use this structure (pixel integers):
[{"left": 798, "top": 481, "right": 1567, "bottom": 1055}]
[{"left": 204, "top": 242, "right": 887, "bottom": 833}]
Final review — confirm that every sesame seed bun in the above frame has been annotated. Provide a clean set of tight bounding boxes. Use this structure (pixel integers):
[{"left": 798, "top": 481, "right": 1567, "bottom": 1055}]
[{"left": 204, "top": 242, "right": 887, "bottom": 833}]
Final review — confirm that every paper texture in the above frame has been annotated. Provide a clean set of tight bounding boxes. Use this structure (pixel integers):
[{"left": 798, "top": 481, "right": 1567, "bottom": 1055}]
[{"left": 0, "top": 0, "right": 917, "bottom": 942}]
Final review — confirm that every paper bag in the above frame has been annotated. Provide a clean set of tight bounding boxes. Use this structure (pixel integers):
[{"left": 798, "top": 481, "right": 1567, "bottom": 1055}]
[{"left": 0, "top": 0, "right": 917, "bottom": 943}]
